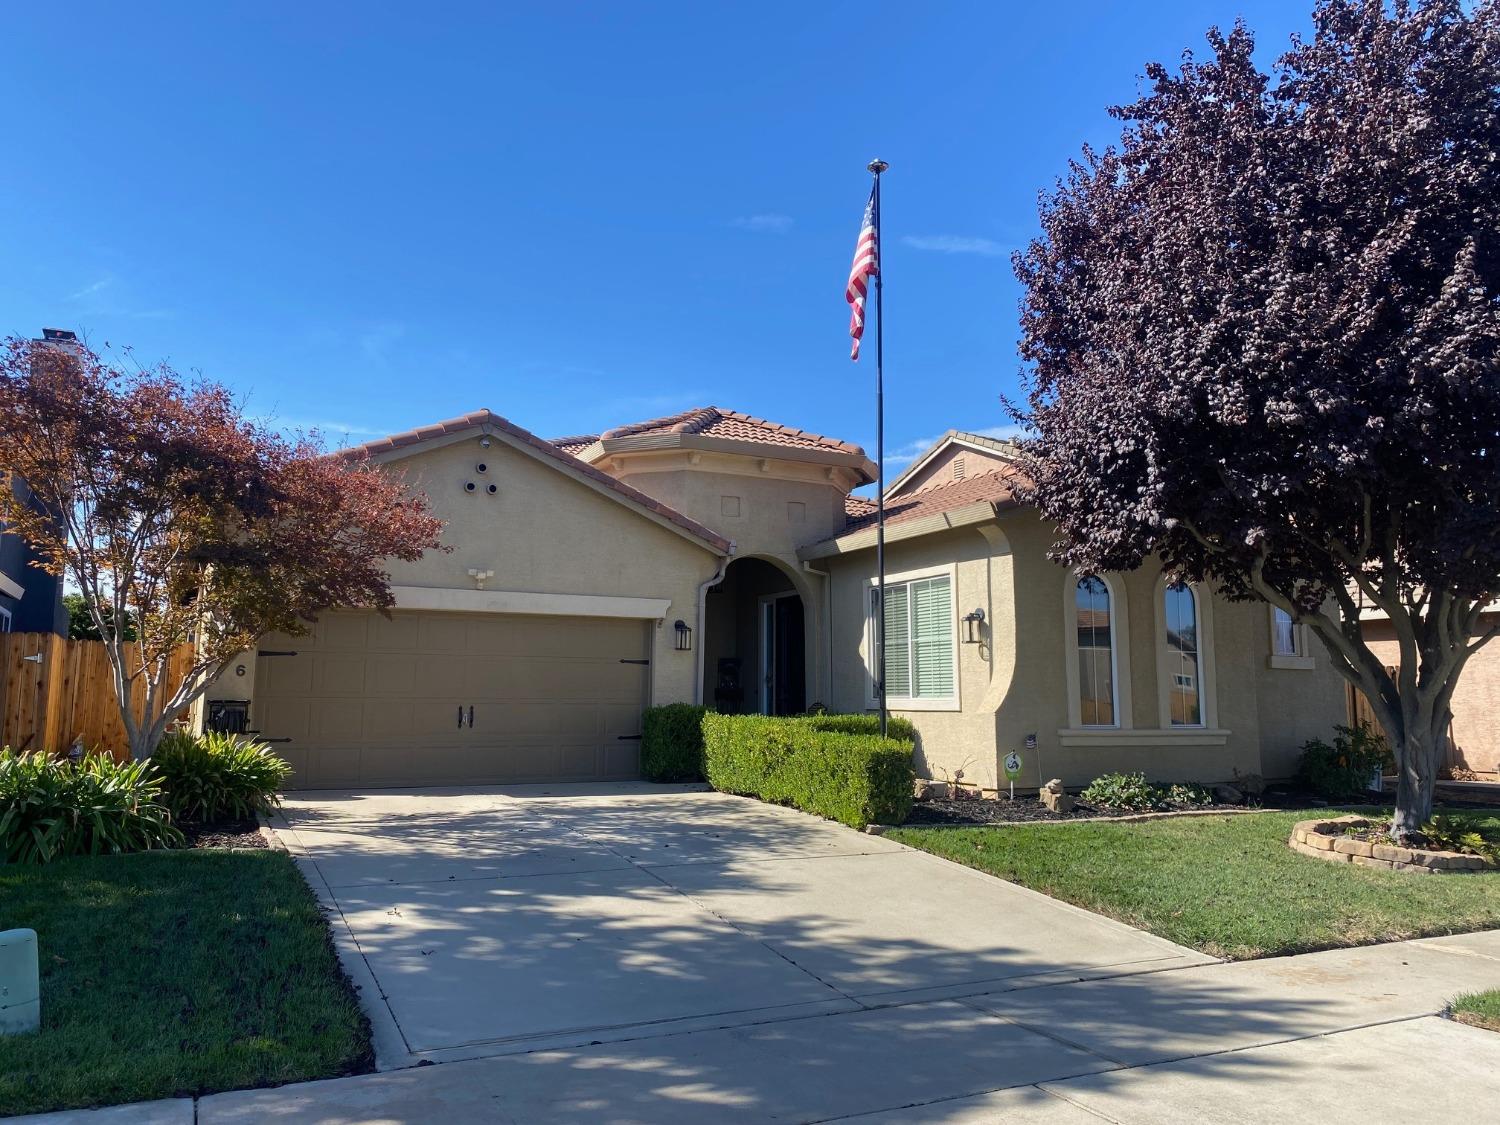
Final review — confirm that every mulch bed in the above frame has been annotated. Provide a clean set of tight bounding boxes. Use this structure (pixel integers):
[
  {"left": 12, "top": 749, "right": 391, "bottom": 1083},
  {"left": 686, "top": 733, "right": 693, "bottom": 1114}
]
[
  {"left": 180, "top": 817, "right": 268, "bottom": 849},
  {"left": 903, "top": 789, "right": 1320, "bottom": 827}
]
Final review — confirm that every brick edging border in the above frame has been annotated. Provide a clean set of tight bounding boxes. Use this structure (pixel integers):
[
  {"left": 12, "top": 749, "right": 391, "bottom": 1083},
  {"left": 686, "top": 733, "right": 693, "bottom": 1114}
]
[{"left": 1289, "top": 815, "right": 1493, "bottom": 874}]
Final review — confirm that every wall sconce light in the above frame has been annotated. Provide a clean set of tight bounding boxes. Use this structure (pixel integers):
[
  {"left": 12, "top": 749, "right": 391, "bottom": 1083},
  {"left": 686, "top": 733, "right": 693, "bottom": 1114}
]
[
  {"left": 674, "top": 619, "right": 692, "bottom": 652},
  {"left": 962, "top": 607, "right": 986, "bottom": 644}
]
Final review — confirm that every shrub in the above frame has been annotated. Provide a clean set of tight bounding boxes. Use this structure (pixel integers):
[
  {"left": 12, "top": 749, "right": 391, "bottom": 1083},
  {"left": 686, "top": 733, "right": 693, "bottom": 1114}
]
[
  {"left": 641, "top": 703, "right": 708, "bottom": 782},
  {"left": 1164, "top": 782, "right": 1214, "bottom": 808},
  {"left": 1298, "top": 724, "right": 1391, "bottom": 801},
  {"left": 1420, "top": 813, "right": 1500, "bottom": 862},
  {"left": 0, "top": 750, "right": 183, "bottom": 864},
  {"left": 153, "top": 731, "right": 290, "bottom": 822},
  {"left": 801, "top": 712, "right": 918, "bottom": 743},
  {"left": 701, "top": 713, "right": 914, "bottom": 828},
  {"left": 1080, "top": 771, "right": 1161, "bottom": 811}
]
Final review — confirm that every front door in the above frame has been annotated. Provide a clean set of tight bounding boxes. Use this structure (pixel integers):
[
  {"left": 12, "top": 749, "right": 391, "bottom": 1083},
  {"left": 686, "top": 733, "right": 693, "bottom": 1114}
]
[{"left": 758, "top": 594, "right": 806, "bottom": 715}]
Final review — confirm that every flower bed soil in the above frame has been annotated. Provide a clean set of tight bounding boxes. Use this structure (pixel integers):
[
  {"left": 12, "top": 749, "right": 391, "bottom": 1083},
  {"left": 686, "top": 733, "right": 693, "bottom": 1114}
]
[
  {"left": 1290, "top": 815, "right": 1494, "bottom": 873},
  {"left": 180, "top": 817, "right": 269, "bottom": 850},
  {"left": 904, "top": 794, "right": 1249, "bottom": 826}
]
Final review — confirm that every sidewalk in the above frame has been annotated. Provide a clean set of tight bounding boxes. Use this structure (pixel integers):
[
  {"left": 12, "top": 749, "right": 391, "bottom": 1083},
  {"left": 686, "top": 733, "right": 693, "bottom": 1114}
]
[{"left": 23, "top": 930, "right": 1500, "bottom": 1124}]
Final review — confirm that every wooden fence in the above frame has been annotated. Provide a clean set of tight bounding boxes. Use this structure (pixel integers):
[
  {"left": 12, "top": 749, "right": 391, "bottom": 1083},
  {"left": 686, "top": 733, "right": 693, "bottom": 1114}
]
[{"left": 0, "top": 632, "right": 195, "bottom": 758}]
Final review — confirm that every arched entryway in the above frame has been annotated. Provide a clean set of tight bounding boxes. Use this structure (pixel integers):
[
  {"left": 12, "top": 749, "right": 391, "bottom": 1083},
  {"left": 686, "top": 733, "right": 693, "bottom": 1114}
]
[{"left": 702, "top": 556, "right": 807, "bottom": 715}]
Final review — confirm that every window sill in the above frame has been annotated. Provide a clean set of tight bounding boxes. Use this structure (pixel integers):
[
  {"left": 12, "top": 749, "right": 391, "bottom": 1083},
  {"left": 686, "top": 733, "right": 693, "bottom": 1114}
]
[
  {"left": 873, "top": 698, "right": 962, "bottom": 713},
  {"left": 1057, "top": 727, "right": 1231, "bottom": 748},
  {"left": 1267, "top": 654, "right": 1316, "bottom": 671}
]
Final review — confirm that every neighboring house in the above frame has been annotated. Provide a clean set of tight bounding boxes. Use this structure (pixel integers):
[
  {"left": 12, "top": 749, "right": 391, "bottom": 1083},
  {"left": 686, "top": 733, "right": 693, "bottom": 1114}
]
[
  {"left": 0, "top": 472, "right": 67, "bottom": 637},
  {"left": 1357, "top": 608, "right": 1500, "bottom": 777},
  {"left": 211, "top": 408, "right": 1347, "bottom": 791}
]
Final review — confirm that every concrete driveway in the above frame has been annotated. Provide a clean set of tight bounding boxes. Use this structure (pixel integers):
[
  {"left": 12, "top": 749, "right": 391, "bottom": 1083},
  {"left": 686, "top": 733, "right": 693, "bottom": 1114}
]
[{"left": 271, "top": 784, "right": 1210, "bottom": 1069}]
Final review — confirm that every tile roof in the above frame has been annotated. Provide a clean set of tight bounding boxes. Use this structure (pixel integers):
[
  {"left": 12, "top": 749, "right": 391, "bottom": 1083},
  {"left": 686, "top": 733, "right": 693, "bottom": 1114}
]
[
  {"left": 592, "top": 406, "right": 866, "bottom": 456},
  {"left": 844, "top": 495, "right": 878, "bottom": 519},
  {"left": 339, "top": 410, "right": 732, "bottom": 554},
  {"left": 549, "top": 435, "right": 599, "bottom": 456},
  {"left": 839, "top": 467, "right": 1025, "bottom": 535}
]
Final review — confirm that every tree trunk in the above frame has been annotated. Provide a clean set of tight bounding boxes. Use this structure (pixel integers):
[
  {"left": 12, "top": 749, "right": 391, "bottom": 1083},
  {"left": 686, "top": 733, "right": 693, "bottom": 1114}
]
[{"left": 1391, "top": 721, "right": 1444, "bottom": 838}]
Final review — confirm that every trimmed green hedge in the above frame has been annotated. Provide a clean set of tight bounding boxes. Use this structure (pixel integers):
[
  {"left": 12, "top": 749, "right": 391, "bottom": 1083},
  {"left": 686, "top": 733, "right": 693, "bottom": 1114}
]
[
  {"left": 641, "top": 703, "right": 709, "bottom": 782},
  {"left": 803, "top": 712, "right": 916, "bottom": 742},
  {"left": 701, "top": 713, "right": 915, "bottom": 829}
]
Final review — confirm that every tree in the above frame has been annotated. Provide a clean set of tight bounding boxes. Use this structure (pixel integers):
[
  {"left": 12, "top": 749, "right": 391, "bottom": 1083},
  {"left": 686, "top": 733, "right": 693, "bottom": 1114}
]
[
  {"left": 63, "top": 593, "right": 136, "bottom": 641},
  {"left": 0, "top": 337, "right": 445, "bottom": 760},
  {"left": 1011, "top": 0, "right": 1500, "bottom": 836}
]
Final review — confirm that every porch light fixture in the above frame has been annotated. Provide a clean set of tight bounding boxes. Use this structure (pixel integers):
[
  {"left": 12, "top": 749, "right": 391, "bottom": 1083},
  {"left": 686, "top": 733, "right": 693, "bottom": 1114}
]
[
  {"left": 674, "top": 619, "right": 692, "bottom": 652},
  {"left": 962, "top": 607, "right": 985, "bottom": 644}
]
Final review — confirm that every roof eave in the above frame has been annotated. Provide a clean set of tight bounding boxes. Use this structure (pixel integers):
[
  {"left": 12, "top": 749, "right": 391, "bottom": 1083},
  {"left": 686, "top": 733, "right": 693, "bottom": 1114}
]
[
  {"left": 580, "top": 432, "right": 878, "bottom": 483},
  {"left": 798, "top": 499, "right": 1014, "bottom": 560}
]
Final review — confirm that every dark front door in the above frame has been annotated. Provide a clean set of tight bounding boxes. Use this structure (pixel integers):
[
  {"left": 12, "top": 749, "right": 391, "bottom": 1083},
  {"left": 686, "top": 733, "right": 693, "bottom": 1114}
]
[{"left": 761, "top": 595, "right": 806, "bottom": 715}]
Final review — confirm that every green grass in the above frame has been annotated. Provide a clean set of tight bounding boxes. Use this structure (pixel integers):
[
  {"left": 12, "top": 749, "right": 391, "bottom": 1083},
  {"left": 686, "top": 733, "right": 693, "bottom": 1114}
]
[
  {"left": 888, "top": 807, "right": 1500, "bottom": 960},
  {"left": 1452, "top": 989, "right": 1500, "bottom": 1033},
  {"left": 0, "top": 850, "right": 372, "bottom": 1117}
]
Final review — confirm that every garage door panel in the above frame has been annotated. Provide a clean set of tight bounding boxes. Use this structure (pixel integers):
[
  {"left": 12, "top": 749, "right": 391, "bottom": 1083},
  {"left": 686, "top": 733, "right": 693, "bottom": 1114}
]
[
  {"left": 368, "top": 613, "right": 421, "bottom": 650},
  {"left": 321, "top": 614, "right": 372, "bottom": 651},
  {"left": 255, "top": 610, "right": 649, "bottom": 788}
]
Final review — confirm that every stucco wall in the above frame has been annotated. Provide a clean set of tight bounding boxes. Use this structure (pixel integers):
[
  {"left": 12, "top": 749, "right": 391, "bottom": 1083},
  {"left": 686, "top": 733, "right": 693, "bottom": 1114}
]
[
  {"left": 209, "top": 430, "right": 724, "bottom": 710},
  {"left": 1364, "top": 616, "right": 1500, "bottom": 774},
  {"left": 891, "top": 444, "right": 1012, "bottom": 497},
  {"left": 825, "top": 509, "right": 1348, "bottom": 790}
]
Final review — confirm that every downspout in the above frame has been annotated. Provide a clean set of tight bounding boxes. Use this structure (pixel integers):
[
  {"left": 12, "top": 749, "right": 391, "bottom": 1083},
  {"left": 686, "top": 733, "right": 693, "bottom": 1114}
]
[
  {"left": 802, "top": 560, "right": 832, "bottom": 710},
  {"left": 693, "top": 548, "right": 734, "bottom": 706}
]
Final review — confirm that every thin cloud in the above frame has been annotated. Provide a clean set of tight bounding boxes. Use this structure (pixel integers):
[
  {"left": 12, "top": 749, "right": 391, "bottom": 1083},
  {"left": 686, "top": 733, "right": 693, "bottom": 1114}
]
[
  {"left": 68, "top": 276, "right": 115, "bottom": 300},
  {"left": 731, "top": 213, "right": 794, "bottom": 234},
  {"left": 64, "top": 273, "right": 177, "bottom": 319},
  {"left": 900, "top": 234, "right": 1008, "bottom": 257}
]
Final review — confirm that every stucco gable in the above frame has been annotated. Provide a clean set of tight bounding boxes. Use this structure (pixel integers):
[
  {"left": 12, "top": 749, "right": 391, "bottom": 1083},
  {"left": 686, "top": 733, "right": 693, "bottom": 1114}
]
[
  {"left": 340, "top": 409, "right": 732, "bottom": 555},
  {"left": 886, "top": 430, "right": 1020, "bottom": 499}
]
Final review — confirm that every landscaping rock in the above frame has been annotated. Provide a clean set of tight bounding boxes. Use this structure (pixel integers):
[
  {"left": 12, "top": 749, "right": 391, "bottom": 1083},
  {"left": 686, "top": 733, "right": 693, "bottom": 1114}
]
[
  {"left": 1212, "top": 783, "right": 1244, "bottom": 805},
  {"left": 1039, "top": 779, "right": 1075, "bottom": 813}
]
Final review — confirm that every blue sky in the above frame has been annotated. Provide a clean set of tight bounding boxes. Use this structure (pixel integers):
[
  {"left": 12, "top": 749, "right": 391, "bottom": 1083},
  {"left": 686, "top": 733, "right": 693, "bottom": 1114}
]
[{"left": 2, "top": 1, "right": 1312, "bottom": 481}]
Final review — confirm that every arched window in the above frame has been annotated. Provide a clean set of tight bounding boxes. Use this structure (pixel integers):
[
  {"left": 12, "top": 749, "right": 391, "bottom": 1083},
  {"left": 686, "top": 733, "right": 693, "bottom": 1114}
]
[
  {"left": 1075, "top": 575, "right": 1117, "bottom": 726},
  {"left": 1164, "top": 581, "right": 1201, "bottom": 726}
]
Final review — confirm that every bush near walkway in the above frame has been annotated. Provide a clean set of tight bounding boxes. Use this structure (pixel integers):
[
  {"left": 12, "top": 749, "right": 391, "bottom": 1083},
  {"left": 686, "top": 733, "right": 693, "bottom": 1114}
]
[
  {"left": 0, "top": 849, "right": 372, "bottom": 1117},
  {"left": 702, "top": 713, "right": 914, "bottom": 828},
  {"left": 641, "top": 704, "right": 709, "bottom": 782},
  {"left": 888, "top": 808, "right": 1500, "bottom": 960}
]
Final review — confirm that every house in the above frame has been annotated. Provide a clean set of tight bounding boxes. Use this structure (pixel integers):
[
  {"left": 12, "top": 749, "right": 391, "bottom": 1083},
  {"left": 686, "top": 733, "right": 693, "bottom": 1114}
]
[
  {"left": 211, "top": 408, "right": 1348, "bottom": 791},
  {"left": 1357, "top": 607, "right": 1500, "bottom": 778},
  {"left": 0, "top": 472, "right": 66, "bottom": 637}
]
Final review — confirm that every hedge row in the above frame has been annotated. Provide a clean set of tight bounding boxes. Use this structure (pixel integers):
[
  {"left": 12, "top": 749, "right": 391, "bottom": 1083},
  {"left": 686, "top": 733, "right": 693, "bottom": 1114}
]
[{"left": 700, "top": 713, "right": 915, "bottom": 829}]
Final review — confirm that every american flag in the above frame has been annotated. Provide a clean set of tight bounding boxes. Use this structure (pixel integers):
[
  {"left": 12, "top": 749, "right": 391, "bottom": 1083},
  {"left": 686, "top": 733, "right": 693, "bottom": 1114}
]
[{"left": 845, "top": 186, "right": 879, "bottom": 360}]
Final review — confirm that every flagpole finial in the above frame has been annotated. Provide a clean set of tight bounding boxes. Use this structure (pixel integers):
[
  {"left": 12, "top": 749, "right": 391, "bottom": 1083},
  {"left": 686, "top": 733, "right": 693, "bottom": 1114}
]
[{"left": 867, "top": 159, "right": 889, "bottom": 175}]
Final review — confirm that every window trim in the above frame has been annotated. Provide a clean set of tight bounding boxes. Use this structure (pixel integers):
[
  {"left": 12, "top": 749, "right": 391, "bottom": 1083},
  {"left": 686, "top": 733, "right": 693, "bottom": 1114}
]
[
  {"left": 0, "top": 604, "right": 11, "bottom": 633},
  {"left": 1062, "top": 570, "right": 1132, "bottom": 730},
  {"left": 1267, "top": 605, "right": 1316, "bottom": 670},
  {"left": 863, "top": 562, "right": 961, "bottom": 712},
  {"left": 1154, "top": 576, "right": 1217, "bottom": 729}
]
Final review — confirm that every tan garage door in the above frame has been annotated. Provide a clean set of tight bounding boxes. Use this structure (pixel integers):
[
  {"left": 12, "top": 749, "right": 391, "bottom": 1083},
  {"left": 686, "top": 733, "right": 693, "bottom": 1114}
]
[{"left": 253, "top": 610, "right": 650, "bottom": 788}]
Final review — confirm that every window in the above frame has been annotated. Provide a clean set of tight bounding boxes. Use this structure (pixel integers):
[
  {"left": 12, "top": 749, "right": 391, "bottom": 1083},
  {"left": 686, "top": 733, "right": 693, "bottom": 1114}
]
[
  {"left": 870, "top": 573, "right": 956, "bottom": 704},
  {"left": 1075, "top": 576, "right": 1117, "bottom": 726},
  {"left": 1272, "top": 608, "right": 1300, "bottom": 656},
  {"left": 1164, "top": 581, "right": 1202, "bottom": 726},
  {"left": 0, "top": 605, "right": 11, "bottom": 633}
]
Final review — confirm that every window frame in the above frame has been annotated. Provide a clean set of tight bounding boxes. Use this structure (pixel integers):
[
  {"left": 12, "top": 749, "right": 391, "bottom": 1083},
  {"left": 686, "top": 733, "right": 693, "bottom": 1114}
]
[
  {"left": 1153, "top": 575, "right": 1217, "bottom": 729},
  {"left": 864, "top": 563, "right": 961, "bottom": 712},
  {"left": 1267, "top": 605, "right": 1316, "bottom": 670},
  {"left": 1062, "top": 570, "right": 1131, "bottom": 730},
  {"left": 0, "top": 605, "right": 10, "bottom": 633}
]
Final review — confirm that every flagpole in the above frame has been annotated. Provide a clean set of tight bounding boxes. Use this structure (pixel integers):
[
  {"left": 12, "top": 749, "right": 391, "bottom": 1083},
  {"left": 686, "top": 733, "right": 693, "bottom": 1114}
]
[{"left": 868, "top": 158, "right": 888, "bottom": 739}]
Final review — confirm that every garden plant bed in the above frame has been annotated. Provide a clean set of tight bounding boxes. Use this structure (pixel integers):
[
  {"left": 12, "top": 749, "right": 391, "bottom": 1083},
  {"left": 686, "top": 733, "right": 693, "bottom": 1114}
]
[
  {"left": 887, "top": 807, "right": 1500, "bottom": 959},
  {"left": 1291, "top": 815, "right": 1496, "bottom": 873},
  {"left": 903, "top": 790, "right": 1311, "bottom": 828},
  {"left": 179, "top": 817, "right": 270, "bottom": 850},
  {"left": 0, "top": 849, "right": 372, "bottom": 1117}
]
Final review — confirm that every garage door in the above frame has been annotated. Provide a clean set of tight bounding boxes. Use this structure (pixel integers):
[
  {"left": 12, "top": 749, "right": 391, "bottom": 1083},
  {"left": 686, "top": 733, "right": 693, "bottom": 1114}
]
[{"left": 253, "top": 610, "right": 651, "bottom": 788}]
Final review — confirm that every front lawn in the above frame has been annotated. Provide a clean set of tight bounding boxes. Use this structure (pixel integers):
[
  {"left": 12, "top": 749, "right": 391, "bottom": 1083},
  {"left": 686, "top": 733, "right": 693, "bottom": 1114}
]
[
  {"left": 1452, "top": 989, "right": 1500, "bottom": 1033},
  {"left": 0, "top": 849, "right": 372, "bottom": 1117},
  {"left": 888, "top": 808, "right": 1500, "bottom": 960}
]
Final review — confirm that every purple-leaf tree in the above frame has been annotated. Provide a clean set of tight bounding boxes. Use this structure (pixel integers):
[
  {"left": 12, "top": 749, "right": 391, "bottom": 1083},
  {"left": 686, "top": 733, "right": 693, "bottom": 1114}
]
[{"left": 1012, "top": 0, "right": 1500, "bottom": 836}]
